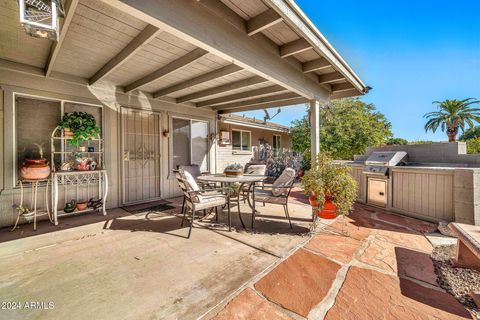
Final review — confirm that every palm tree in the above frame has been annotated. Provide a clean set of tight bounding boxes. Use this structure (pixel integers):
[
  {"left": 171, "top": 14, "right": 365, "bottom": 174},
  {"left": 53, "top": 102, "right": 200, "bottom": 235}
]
[{"left": 424, "top": 98, "right": 480, "bottom": 142}]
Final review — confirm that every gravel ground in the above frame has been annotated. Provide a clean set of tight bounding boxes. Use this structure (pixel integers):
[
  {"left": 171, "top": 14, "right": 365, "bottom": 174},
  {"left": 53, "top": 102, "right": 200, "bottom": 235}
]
[{"left": 431, "top": 245, "right": 480, "bottom": 318}]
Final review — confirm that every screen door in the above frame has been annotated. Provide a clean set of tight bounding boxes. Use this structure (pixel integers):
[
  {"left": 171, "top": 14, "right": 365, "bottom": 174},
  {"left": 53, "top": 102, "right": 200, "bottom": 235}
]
[{"left": 121, "top": 108, "right": 161, "bottom": 204}]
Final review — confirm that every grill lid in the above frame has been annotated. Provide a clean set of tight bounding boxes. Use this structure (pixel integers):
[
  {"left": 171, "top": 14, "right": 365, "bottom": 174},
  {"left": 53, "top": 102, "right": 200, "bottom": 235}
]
[{"left": 365, "top": 151, "right": 407, "bottom": 167}]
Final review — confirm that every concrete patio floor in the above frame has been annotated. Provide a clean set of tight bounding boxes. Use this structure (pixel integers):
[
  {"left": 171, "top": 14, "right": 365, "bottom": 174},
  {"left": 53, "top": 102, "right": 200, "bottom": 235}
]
[
  {"left": 0, "top": 189, "right": 313, "bottom": 320},
  {"left": 0, "top": 189, "right": 473, "bottom": 319}
]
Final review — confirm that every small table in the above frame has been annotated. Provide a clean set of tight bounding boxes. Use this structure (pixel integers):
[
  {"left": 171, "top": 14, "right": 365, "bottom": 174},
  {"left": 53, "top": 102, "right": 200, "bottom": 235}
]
[
  {"left": 197, "top": 174, "right": 266, "bottom": 228},
  {"left": 12, "top": 178, "right": 52, "bottom": 231}
]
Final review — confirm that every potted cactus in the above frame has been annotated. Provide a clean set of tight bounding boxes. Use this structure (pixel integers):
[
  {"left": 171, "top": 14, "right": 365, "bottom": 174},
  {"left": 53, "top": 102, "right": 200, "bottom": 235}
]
[{"left": 301, "top": 154, "right": 358, "bottom": 219}]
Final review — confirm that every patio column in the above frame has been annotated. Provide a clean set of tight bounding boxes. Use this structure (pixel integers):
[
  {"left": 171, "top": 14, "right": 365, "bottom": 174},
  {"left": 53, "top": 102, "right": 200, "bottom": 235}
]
[{"left": 310, "top": 99, "right": 320, "bottom": 161}]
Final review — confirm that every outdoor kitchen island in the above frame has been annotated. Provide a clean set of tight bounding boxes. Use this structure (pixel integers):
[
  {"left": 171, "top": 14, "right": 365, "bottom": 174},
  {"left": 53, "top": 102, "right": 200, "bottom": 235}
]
[{"left": 340, "top": 142, "right": 480, "bottom": 226}]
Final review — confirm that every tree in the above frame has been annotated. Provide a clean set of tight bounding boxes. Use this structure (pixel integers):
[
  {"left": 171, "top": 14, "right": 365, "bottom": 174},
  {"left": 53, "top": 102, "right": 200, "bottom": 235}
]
[
  {"left": 424, "top": 98, "right": 480, "bottom": 142},
  {"left": 460, "top": 126, "right": 480, "bottom": 141},
  {"left": 290, "top": 98, "right": 392, "bottom": 162},
  {"left": 386, "top": 138, "right": 408, "bottom": 145}
]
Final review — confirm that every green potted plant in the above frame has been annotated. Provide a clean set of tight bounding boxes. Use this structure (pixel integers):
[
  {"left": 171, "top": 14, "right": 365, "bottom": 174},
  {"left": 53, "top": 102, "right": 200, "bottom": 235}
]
[
  {"left": 58, "top": 112, "right": 101, "bottom": 146},
  {"left": 224, "top": 163, "right": 244, "bottom": 176},
  {"left": 301, "top": 154, "right": 357, "bottom": 219}
]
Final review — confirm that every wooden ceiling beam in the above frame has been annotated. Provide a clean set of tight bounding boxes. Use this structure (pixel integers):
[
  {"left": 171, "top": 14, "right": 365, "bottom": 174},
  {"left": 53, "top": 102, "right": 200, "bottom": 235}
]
[
  {"left": 280, "top": 38, "right": 312, "bottom": 58},
  {"left": 89, "top": 24, "right": 161, "bottom": 85},
  {"left": 196, "top": 85, "right": 287, "bottom": 107},
  {"left": 99, "top": 0, "right": 330, "bottom": 101},
  {"left": 319, "top": 72, "right": 345, "bottom": 84},
  {"left": 217, "top": 96, "right": 307, "bottom": 114},
  {"left": 176, "top": 76, "right": 268, "bottom": 103},
  {"left": 124, "top": 47, "right": 208, "bottom": 92},
  {"left": 152, "top": 64, "right": 242, "bottom": 98},
  {"left": 247, "top": 9, "right": 283, "bottom": 36},
  {"left": 302, "top": 57, "right": 330, "bottom": 73},
  {"left": 213, "top": 92, "right": 299, "bottom": 111},
  {"left": 331, "top": 82, "right": 354, "bottom": 93},
  {"left": 331, "top": 88, "right": 361, "bottom": 99},
  {"left": 45, "top": 0, "right": 79, "bottom": 77}
]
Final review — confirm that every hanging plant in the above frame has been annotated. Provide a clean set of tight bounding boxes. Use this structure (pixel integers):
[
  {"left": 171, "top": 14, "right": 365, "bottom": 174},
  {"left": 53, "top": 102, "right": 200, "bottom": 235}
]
[{"left": 58, "top": 112, "right": 101, "bottom": 146}]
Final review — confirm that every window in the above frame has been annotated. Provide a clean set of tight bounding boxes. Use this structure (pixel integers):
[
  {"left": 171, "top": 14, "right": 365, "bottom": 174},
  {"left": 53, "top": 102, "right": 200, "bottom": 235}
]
[
  {"left": 15, "top": 96, "right": 102, "bottom": 180},
  {"left": 172, "top": 118, "right": 209, "bottom": 172},
  {"left": 273, "top": 135, "right": 281, "bottom": 157},
  {"left": 232, "top": 130, "right": 251, "bottom": 152}
]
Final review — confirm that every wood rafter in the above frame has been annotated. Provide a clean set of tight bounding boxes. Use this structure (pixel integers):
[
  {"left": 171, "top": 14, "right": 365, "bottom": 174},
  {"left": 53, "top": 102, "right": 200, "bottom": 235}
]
[
  {"left": 302, "top": 57, "right": 330, "bottom": 73},
  {"left": 152, "top": 64, "right": 242, "bottom": 98},
  {"left": 217, "top": 96, "right": 307, "bottom": 114},
  {"left": 280, "top": 38, "right": 312, "bottom": 58},
  {"left": 213, "top": 92, "right": 299, "bottom": 111},
  {"left": 247, "top": 9, "right": 283, "bottom": 36},
  {"left": 99, "top": 0, "right": 330, "bottom": 101},
  {"left": 45, "top": 0, "right": 79, "bottom": 77},
  {"left": 331, "top": 88, "right": 360, "bottom": 100},
  {"left": 319, "top": 72, "right": 345, "bottom": 84},
  {"left": 89, "top": 24, "right": 161, "bottom": 85},
  {"left": 196, "top": 85, "right": 287, "bottom": 108},
  {"left": 124, "top": 48, "right": 208, "bottom": 92},
  {"left": 176, "top": 76, "right": 268, "bottom": 103},
  {"left": 331, "top": 82, "right": 354, "bottom": 93}
]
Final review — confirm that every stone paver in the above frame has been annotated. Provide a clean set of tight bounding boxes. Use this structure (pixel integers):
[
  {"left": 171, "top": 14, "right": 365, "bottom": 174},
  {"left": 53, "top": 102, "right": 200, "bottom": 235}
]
[
  {"left": 325, "top": 267, "right": 471, "bottom": 320},
  {"left": 395, "top": 246, "right": 438, "bottom": 286},
  {"left": 325, "top": 216, "right": 372, "bottom": 241},
  {"left": 305, "top": 233, "right": 362, "bottom": 264},
  {"left": 254, "top": 249, "right": 341, "bottom": 317},
  {"left": 359, "top": 239, "right": 398, "bottom": 273},
  {"left": 213, "top": 288, "right": 292, "bottom": 320}
]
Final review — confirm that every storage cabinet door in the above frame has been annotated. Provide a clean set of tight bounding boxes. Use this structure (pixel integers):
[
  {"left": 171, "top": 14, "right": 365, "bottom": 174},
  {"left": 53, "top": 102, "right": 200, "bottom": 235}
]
[{"left": 368, "top": 178, "right": 387, "bottom": 207}]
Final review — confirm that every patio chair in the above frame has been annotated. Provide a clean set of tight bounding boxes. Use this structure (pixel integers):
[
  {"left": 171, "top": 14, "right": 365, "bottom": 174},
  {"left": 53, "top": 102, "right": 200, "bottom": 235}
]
[
  {"left": 251, "top": 168, "right": 296, "bottom": 229},
  {"left": 241, "top": 164, "right": 267, "bottom": 202},
  {"left": 175, "top": 169, "right": 230, "bottom": 238},
  {"left": 178, "top": 165, "right": 215, "bottom": 214}
]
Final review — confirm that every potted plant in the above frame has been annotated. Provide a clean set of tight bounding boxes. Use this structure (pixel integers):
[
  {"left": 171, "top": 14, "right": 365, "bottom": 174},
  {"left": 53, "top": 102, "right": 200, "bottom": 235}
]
[
  {"left": 301, "top": 154, "right": 357, "bottom": 219},
  {"left": 224, "top": 163, "right": 244, "bottom": 176},
  {"left": 58, "top": 112, "right": 101, "bottom": 146}
]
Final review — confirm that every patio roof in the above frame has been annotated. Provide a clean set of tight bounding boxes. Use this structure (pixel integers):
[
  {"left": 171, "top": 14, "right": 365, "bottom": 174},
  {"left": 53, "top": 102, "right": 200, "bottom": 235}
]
[
  {"left": 0, "top": 0, "right": 368, "bottom": 113},
  {"left": 219, "top": 114, "right": 290, "bottom": 133}
]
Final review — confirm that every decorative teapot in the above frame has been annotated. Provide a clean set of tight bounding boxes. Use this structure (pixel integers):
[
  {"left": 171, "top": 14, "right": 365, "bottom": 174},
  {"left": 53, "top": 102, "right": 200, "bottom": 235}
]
[{"left": 64, "top": 200, "right": 76, "bottom": 213}]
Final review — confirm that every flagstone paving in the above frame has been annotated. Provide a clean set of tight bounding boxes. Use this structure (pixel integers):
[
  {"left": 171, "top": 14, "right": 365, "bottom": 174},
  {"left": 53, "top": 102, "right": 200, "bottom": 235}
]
[{"left": 211, "top": 203, "right": 473, "bottom": 319}]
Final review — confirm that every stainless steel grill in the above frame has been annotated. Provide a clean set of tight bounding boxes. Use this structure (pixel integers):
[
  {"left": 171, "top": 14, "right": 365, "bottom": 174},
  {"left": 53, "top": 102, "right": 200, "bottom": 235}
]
[{"left": 363, "top": 151, "right": 407, "bottom": 177}]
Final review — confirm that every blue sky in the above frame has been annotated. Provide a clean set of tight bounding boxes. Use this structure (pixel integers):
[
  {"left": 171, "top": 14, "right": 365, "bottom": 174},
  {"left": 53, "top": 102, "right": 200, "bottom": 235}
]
[{"left": 237, "top": 0, "right": 480, "bottom": 141}]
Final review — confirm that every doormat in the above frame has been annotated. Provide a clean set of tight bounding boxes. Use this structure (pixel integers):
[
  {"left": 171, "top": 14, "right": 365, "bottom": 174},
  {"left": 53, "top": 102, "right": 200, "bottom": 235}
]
[{"left": 122, "top": 200, "right": 176, "bottom": 214}]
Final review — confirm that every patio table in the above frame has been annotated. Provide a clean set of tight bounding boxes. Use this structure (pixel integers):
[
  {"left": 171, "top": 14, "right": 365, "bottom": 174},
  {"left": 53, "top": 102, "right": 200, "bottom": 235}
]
[{"left": 197, "top": 174, "right": 266, "bottom": 229}]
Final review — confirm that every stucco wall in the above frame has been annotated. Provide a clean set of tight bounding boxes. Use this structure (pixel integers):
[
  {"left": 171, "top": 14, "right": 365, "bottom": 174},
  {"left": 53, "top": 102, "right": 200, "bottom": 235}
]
[
  {"left": 216, "top": 121, "right": 291, "bottom": 173},
  {"left": 0, "top": 72, "right": 217, "bottom": 228}
]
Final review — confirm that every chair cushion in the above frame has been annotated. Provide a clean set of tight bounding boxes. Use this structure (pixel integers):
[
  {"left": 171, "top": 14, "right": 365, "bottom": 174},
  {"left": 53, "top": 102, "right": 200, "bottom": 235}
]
[
  {"left": 272, "top": 168, "right": 295, "bottom": 196},
  {"left": 179, "top": 165, "right": 202, "bottom": 179},
  {"left": 189, "top": 195, "right": 228, "bottom": 210},
  {"left": 254, "top": 189, "right": 287, "bottom": 204},
  {"left": 183, "top": 170, "right": 200, "bottom": 191},
  {"left": 244, "top": 164, "right": 267, "bottom": 175}
]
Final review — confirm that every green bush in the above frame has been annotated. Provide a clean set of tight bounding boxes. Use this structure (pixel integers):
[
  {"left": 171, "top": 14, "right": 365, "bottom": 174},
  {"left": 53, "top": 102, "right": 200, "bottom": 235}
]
[
  {"left": 58, "top": 112, "right": 101, "bottom": 146},
  {"left": 466, "top": 138, "right": 480, "bottom": 154}
]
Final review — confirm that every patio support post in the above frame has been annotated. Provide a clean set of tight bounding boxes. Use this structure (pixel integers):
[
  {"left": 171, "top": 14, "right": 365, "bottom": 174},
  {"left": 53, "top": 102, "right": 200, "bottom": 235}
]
[{"left": 310, "top": 99, "right": 320, "bottom": 161}]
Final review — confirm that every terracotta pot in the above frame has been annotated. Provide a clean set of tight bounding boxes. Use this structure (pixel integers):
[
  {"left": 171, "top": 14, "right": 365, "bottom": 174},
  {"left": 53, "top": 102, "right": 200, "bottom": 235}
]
[
  {"left": 308, "top": 194, "right": 319, "bottom": 207},
  {"left": 20, "top": 159, "right": 51, "bottom": 180},
  {"left": 63, "top": 128, "right": 74, "bottom": 137},
  {"left": 76, "top": 201, "right": 88, "bottom": 211},
  {"left": 318, "top": 197, "right": 337, "bottom": 219}
]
